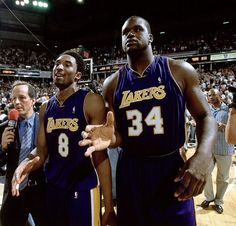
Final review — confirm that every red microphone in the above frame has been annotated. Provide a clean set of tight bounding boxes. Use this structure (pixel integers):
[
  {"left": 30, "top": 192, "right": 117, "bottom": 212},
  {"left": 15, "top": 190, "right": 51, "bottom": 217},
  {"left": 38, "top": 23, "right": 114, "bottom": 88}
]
[
  {"left": 8, "top": 109, "right": 19, "bottom": 130},
  {"left": 7, "top": 109, "right": 19, "bottom": 148}
]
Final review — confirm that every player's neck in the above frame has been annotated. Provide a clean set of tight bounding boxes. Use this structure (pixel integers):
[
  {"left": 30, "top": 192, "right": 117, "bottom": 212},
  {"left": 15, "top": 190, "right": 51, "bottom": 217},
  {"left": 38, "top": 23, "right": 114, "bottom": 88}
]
[
  {"left": 128, "top": 53, "right": 154, "bottom": 75},
  {"left": 56, "top": 86, "right": 76, "bottom": 104}
]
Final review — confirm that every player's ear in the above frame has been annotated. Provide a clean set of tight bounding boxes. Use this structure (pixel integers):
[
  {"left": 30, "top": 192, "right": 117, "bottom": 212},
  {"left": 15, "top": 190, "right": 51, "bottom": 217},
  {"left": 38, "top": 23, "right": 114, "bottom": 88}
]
[
  {"left": 149, "top": 34, "right": 153, "bottom": 44},
  {"left": 74, "top": 72, "right": 82, "bottom": 82}
]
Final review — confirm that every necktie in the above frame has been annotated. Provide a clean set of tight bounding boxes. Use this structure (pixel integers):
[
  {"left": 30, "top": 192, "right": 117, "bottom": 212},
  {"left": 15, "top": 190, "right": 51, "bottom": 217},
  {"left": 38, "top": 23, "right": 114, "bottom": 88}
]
[{"left": 18, "top": 121, "right": 32, "bottom": 190}]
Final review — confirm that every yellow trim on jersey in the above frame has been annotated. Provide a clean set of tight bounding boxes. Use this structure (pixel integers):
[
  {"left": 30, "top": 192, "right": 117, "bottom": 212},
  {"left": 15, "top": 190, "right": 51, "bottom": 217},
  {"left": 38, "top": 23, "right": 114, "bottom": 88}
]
[{"left": 90, "top": 186, "right": 101, "bottom": 226}]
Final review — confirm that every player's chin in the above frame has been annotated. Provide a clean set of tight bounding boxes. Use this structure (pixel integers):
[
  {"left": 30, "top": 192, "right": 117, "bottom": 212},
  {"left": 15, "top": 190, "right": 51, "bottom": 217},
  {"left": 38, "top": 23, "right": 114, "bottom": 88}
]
[
  {"left": 54, "top": 81, "right": 68, "bottom": 90},
  {"left": 126, "top": 47, "right": 139, "bottom": 55}
]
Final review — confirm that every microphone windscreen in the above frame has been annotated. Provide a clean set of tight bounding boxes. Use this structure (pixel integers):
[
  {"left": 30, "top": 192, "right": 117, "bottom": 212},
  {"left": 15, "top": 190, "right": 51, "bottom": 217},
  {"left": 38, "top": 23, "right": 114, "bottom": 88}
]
[{"left": 8, "top": 109, "right": 19, "bottom": 121}]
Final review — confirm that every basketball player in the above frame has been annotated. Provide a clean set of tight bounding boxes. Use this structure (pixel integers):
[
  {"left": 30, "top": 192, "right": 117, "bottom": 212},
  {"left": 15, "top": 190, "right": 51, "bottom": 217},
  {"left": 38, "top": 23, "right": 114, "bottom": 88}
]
[
  {"left": 79, "top": 16, "right": 217, "bottom": 226},
  {"left": 12, "top": 51, "right": 116, "bottom": 226}
]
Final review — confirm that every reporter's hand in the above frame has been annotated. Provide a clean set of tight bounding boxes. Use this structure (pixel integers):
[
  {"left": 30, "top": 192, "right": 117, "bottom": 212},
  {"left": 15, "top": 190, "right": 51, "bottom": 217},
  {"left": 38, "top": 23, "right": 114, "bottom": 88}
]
[
  {"left": 1, "top": 127, "right": 15, "bottom": 151},
  {"left": 11, "top": 156, "right": 40, "bottom": 196}
]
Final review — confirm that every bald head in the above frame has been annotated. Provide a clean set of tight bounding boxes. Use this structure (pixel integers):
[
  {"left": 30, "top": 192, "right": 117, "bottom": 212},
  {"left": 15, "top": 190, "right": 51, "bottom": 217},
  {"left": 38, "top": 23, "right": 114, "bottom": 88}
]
[
  {"left": 207, "top": 89, "right": 221, "bottom": 106},
  {"left": 208, "top": 88, "right": 220, "bottom": 96},
  {"left": 124, "top": 16, "right": 152, "bottom": 33}
]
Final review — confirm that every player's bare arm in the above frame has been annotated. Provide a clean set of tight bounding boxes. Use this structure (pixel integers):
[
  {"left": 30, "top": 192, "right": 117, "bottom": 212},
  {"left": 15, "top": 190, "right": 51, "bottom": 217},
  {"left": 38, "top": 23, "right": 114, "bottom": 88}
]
[
  {"left": 84, "top": 91, "right": 117, "bottom": 225},
  {"left": 102, "top": 71, "right": 122, "bottom": 147},
  {"left": 226, "top": 108, "right": 236, "bottom": 144},
  {"left": 169, "top": 59, "right": 217, "bottom": 200},
  {"left": 79, "top": 88, "right": 117, "bottom": 156}
]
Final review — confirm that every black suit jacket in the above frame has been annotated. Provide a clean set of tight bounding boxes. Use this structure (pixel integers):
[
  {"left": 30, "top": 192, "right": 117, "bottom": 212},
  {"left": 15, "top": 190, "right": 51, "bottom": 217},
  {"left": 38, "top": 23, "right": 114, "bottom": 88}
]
[
  {"left": 0, "top": 112, "right": 45, "bottom": 192},
  {"left": 0, "top": 112, "right": 48, "bottom": 226}
]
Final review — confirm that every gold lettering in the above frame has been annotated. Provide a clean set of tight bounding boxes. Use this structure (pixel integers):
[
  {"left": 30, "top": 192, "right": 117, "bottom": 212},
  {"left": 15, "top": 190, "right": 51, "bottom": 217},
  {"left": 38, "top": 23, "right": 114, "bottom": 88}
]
[
  {"left": 156, "top": 85, "right": 166, "bottom": 99},
  {"left": 119, "top": 90, "right": 131, "bottom": 108},
  {"left": 141, "top": 88, "right": 151, "bottom": 100},
  {"left": 55, "top": 119, "right": 64, "bottom": 129},
  {"left": 133, "top": 90, "right": 143, "bottom": 101},
  {"left": 69, "top": 118, "right": 79, "bottom": 132},
  {"left": 125, "top": 92, "right": 134, "bottom": 106},
  {"left": 46, "top": 118, "right": 79, "bottom": 132},
  {"left": 119, "top": 85, "right": 166, "bottom": 109},
  {"left": 47, "top": 117, "right": 55, "bottom": 133}
]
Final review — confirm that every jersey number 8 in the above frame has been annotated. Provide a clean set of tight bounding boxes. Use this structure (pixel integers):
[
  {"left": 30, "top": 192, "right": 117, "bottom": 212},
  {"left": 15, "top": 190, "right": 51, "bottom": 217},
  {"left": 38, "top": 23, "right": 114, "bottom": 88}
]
[{"left": 58, "top": 133, "right": 69, "bottom": 157}]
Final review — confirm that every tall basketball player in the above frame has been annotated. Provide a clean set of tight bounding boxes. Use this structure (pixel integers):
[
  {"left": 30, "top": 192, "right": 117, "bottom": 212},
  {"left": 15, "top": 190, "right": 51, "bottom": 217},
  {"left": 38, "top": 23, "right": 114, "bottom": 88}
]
[{"left": 79, "top": 16, "right": 217, "bottom": 226}]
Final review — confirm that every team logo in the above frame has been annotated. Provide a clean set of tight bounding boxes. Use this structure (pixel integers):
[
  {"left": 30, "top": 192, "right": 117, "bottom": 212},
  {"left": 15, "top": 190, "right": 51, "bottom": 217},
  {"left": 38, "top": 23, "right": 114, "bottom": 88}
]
[
  {"left": 74, "top": 192, "right": 79, "bottom": 199},
  {"left": 119, "top": 85, "right": 166, "bottom": 108},
  {"left": 46, "top": 117, "right": 79, "bottom": 133}
]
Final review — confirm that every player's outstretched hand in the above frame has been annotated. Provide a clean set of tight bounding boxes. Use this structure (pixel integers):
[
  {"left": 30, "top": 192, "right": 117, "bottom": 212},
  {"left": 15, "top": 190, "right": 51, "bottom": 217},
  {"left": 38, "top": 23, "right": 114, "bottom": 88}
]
[{"left": 79, "top": 111, "right": 115, "bottom": 156}]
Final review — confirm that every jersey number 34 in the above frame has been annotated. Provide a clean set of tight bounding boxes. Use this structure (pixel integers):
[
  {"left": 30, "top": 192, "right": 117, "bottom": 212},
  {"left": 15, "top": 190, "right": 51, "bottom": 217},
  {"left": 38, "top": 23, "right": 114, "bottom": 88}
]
[{"left": 126, "top": 106, "right": 164, "bottom": 136}]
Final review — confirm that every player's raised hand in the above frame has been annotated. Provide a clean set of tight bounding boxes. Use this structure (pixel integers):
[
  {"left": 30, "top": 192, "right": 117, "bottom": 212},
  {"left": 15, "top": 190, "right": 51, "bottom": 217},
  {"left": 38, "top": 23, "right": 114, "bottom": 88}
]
[{"left": 79, "top": 111, "right": 115, "bottom": 156}]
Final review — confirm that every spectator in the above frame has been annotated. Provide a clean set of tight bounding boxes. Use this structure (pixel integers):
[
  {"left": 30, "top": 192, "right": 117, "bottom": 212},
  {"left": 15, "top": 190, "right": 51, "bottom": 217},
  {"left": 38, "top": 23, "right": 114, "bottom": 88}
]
[{"left": 201, "top": 89, "right": 235, "bottom": 214}]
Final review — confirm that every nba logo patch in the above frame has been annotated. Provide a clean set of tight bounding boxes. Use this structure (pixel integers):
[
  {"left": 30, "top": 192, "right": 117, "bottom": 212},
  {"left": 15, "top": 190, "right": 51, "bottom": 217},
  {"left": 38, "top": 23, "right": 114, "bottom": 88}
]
[{"left": 74, "top": 191, "right": 78, "bottom": 199}]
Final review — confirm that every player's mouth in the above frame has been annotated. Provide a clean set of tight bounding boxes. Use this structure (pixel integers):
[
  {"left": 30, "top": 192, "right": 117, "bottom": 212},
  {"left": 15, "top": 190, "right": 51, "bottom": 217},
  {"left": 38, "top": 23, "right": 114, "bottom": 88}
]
[
  {"left": 54, "top": 72, "right": 64, "bottom": 78},
  {"left": 126, "top": 39, "right": 137, "bottom": 47}
]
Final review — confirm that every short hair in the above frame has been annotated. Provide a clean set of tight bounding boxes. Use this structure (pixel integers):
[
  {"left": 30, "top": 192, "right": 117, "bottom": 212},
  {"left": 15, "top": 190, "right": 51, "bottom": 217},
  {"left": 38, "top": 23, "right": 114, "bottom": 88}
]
[
  {"left": 126, "top": 16, "right": 152, "bottom": 33},
  {"left": 60, "top": 50, "right": 85, "bottom": 74},
  {"left": 12, "top": 81, "right": 36, "bottom": 98},
  {"left": 208, "top": 88, "right": 220, "bottom": 96}
]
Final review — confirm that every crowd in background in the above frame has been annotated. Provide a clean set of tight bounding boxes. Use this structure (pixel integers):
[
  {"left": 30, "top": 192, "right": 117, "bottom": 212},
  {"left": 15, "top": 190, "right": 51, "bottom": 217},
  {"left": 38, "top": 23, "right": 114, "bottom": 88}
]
[
  {"left": 0, "top": 47, "right": 54, "bottom": 71},
  {"left": 0, "top": 65, "right": 235, "bottom": 116},
  {"left": 0, "top": 28, "right": 236, "bottom": 114},
  {"left": 90, "top": 30, "right": 236, "bottom": 65},
  {"left": 0, "top": 29, "right": 235, "bottom": 69}
]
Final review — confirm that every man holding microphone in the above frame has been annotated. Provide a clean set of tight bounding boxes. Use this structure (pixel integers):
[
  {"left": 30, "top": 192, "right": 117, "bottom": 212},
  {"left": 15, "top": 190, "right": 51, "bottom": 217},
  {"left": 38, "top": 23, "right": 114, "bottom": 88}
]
[{"left": 0, "top": 81, "right": 47, "bottom": 226}]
